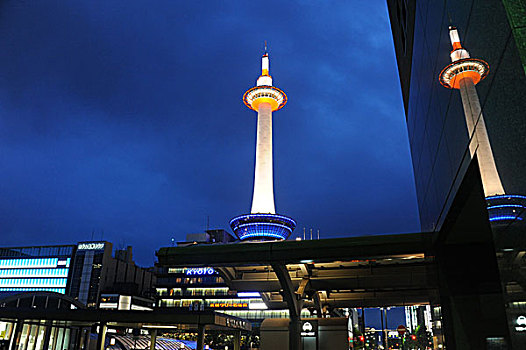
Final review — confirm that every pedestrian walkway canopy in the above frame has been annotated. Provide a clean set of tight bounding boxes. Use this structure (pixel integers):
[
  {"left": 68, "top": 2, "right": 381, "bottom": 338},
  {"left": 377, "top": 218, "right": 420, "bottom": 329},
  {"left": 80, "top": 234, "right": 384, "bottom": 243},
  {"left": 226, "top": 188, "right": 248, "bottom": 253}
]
[{"left": 108, "top": 335, "right": 196, "bottom": 350}]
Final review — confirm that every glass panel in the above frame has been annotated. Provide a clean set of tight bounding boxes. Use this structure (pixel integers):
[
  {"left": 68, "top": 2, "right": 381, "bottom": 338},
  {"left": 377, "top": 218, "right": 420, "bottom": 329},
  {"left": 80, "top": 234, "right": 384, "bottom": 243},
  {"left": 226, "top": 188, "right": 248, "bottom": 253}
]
[
  {"left": 17, "top": 324, "right": 30, "bottom": 350},
  {"left": 47, "top": 327, "right": 56, "bottom": 350},
  {"left": 26, "top": 325, "right": 38, "bottom": 350},
  {"left": 34, "top": 326, "right": 46, "bottom": 350},
  {"left": 54, "top": 329, "right": 64, "bottom": 350},
  {"left": 0, "top": 321, "right": 13, "bottom": 340},
  {"left": 61, "top": 329, "right": 70, "bottom": 350}
]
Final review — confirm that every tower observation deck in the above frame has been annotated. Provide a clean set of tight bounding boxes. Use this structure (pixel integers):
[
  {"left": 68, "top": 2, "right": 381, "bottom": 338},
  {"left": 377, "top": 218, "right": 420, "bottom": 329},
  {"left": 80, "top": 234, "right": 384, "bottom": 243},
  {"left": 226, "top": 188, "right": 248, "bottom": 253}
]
[
  {"left": 230, "top": 50, "right": 296, "bottom": 241},
  {"left": 439, "top": 26, "right": 525, "bottom": 225}
]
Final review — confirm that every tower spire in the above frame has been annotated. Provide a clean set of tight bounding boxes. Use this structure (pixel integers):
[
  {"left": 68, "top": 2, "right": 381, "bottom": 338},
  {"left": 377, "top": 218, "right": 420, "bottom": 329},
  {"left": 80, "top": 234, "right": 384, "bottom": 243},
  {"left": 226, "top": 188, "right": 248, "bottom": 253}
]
[{"left": 259, "top": 42, "right": 271, "bottom": 84}]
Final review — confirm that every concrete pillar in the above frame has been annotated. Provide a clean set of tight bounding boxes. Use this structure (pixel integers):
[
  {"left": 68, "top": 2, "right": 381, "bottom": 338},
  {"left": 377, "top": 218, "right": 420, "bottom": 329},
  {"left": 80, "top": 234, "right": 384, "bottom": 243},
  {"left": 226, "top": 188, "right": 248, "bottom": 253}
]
[
  {"left": 289, "top": 317, "right": 302, "bottom": 350},
  {"left": 149, "top": 329, "right": 157, "bottom": 350},
  {"left": 251, "top": 102, "right": 275, "bottom": 214},
  {"left": 197, "top": 324, "right": 206, "bottom": 350},
  {"left": 459, "top": 77, "right": 504, "bottom": 196},
  {"left": 95, "top": 323, "right": 107, "bottom": 350},
  {"left": 233, "top": 330, "right": 241, "bottom": 350}
]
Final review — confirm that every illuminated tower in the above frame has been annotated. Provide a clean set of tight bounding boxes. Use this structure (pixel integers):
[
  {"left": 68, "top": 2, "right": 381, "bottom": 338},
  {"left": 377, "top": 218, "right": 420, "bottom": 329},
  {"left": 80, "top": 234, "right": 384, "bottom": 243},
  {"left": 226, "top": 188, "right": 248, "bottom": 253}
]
[
  {"left": 230, "top": 49, "right": 296, "bottom": 241},
  {"left": 440, "top": 26, "right": 526, "bottom": 224}
]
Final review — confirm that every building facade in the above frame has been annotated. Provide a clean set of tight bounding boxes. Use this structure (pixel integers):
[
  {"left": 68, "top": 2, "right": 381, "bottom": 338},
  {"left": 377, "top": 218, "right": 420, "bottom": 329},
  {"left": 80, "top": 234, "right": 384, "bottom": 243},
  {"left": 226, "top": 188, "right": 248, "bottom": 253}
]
[
  {"left": 155, "top": 231, "right": 309, "bottom": 329},
  {"left": 0, "top": 245, "right": 75, "bottom": 297},
  {"left": 0, "top": 241, "right": 155, "bottom": 309},
  {"left": 154, "top": 265, "right": 312, "bottom": 331},
  {"left": 387, "top": 0, "right": 526, "bottom": 348},
  {"left": 69, "top": 241, "right": 155, "bottom": 308},
  {"left": 387, "top": 0, "right": 526, "bottom": 232}
]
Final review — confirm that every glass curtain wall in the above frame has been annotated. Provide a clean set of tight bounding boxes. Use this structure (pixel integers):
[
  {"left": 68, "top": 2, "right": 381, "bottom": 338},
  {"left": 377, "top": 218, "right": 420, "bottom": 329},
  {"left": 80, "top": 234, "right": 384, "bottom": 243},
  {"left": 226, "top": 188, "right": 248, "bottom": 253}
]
[{"left": 13, "top": 323, "right": 80, "bottom": 350}]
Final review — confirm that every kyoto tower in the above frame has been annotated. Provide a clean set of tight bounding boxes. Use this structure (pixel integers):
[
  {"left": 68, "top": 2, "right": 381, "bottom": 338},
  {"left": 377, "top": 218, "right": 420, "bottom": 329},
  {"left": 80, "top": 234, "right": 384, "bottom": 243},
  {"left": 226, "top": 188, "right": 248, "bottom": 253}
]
[
  {"left": 439, "top": 26, "right": 526, "bottom": 224},
  {"left": 230, "top": 48, "right": 296, "bottom": 241}
]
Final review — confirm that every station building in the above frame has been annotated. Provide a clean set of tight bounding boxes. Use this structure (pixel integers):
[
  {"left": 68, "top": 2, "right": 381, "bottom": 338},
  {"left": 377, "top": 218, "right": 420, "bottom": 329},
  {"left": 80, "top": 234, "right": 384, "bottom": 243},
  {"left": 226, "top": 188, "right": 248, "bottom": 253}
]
[{"left": 155, "top": 231, "right": 313, "bottom": 329}]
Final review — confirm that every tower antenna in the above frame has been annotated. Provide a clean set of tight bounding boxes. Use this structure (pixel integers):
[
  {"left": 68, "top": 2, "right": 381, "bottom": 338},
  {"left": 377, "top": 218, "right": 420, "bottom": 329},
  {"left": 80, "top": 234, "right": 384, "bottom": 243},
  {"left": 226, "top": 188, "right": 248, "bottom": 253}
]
[
  {"left": 447, "top": 11, "right": 453, "bottom": 25},
  {"left": 264, "top": 40, "right": 268, "bottom": 53}
]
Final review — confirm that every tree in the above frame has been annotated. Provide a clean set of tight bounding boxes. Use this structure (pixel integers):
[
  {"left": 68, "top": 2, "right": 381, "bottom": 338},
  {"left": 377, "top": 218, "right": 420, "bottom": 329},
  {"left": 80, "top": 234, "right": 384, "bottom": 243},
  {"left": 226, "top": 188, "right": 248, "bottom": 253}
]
[
  {"left": 352, "top": 327, "right": 365, "bottom": 350},
  {"left": 403, "top": 324, "right": 433, "bottom": 350},
  {"left": 414, "top": 324, "right": 433, "bottom": 349}
]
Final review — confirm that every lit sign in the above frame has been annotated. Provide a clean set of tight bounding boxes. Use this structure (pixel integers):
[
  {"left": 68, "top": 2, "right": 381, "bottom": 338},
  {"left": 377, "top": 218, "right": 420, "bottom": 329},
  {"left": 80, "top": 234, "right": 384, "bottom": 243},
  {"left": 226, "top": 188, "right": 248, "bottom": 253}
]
[
  {"left": 209, "top": 303, "right": 248, "bottom": 308},
  {"left": 78, "top": 243, "right": 105, "bottom": 250},
  {"left": 301, "top": 321, "right": 317, "bottom": 337},
  {"left": 248, "top": 302, "right": 267, "bottom": 310},
  {"left": 225, "top": 318, "right": 248, "bottom": 330},
  {"left": 515, "top": 315, "right": 526, "bottom": 332},
  {"left": 185, "top": 267, "right": 215, "bottom": 275}
]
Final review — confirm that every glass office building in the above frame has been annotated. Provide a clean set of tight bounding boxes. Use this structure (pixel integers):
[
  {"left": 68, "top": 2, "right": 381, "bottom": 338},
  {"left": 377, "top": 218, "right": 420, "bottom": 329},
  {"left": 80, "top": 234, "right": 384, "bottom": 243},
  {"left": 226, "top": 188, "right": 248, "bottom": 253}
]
[
  {"left": 387, "top": 0, "right": 526, "bottom": 348},
  {"left": 68, "top": 242, "right": 155, "bottom": 309},
  {"left": 388, "top": 0, "right": 526, "bottom": 232},
  {"left": 68, "top": 241, "right": 110, "bottom": 307},
  {"left": 0, "top": 246, "right": 74, "bottom": 296}
]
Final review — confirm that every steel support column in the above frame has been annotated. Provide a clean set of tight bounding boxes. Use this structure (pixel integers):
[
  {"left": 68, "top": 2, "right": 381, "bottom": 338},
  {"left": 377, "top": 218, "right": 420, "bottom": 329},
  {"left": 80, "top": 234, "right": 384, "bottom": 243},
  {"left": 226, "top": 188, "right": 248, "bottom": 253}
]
[
  {"left": 197, "top": 324, "right": 206, "bottom": 350},
  {"left": 149, "top": 329, "right": 157, "bottom": 350},
  {"left": 312, "top": 292, "right": 323, "bottom": 318},
  {"left": 96, "top": 323, "right": 107, "bottom": 350},
  {"left": 233, "top": 330, "right": 241, "bottom": 350},
  {"left": 272, "top": 263, "right": 303, "bottom": 350}
]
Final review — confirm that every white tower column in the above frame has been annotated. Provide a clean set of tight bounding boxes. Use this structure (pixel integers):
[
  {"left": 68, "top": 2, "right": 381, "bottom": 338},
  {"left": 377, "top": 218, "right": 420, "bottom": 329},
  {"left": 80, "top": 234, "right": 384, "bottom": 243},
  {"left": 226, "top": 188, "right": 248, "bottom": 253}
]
[
  {"left": 441, "top": 26, "right": 505, "bottom": 197},
  {"left": 251, "top": 102, "right": 275, "bottom": 214},
  {"left": 459, "top": 77, "right": 504, "bottom": 196},
  {"left": 230, "top": 49, "right": 295, "bottom": 241}
]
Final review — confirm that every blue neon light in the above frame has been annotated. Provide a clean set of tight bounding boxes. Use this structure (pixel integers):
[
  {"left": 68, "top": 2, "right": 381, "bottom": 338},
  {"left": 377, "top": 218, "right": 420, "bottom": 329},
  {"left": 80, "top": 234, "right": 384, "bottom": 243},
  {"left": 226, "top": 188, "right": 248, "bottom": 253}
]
[
  {"left": 185, "top": 267, "right": 215, "bottom": 276},
  {"left": 0, "top": 258, "right": 60, "bottom": 269},
  {"left": 489, "top": 216, "right": 523, "bottom": 222},
  {"left": 229, "top": 213, "right": 297, "bottom": 226},
  {"left": 486, "top": 195, "right": 526, "bottom": 200},
  {"left": 0, "top": 287, "right": 65, "bottom": 294},
  {"left": 487, "top": 205, "right": 526, "bottom": 210},
  {"left": 230, "top": 213, "right": 296, "bottom": 241},
  {"left": 237, "top": 222, "right": 293, "bottom": 233},
  {"left": 239, "top": 232, "right": 288, "bottom": 240},
  {"left": 0, "top": 278, "right": 67, "bottom": 287},
  {"left": 0, "top": 268, "right": 69, "bottom": 278}
]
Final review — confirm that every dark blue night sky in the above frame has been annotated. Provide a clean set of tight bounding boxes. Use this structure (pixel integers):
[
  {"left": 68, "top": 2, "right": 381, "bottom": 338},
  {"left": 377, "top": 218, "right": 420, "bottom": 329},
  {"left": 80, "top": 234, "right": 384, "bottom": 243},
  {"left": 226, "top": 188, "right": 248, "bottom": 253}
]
[{"left": 0, "top": 1, "right": 419, "bottom": 270}]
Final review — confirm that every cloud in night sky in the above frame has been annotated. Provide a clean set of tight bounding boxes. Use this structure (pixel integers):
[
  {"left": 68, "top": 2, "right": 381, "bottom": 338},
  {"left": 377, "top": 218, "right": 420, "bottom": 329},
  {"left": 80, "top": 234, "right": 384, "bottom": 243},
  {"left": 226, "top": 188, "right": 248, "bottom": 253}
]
[{"left": 0, "top": 0, "right": 419, "bottom": 265}]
